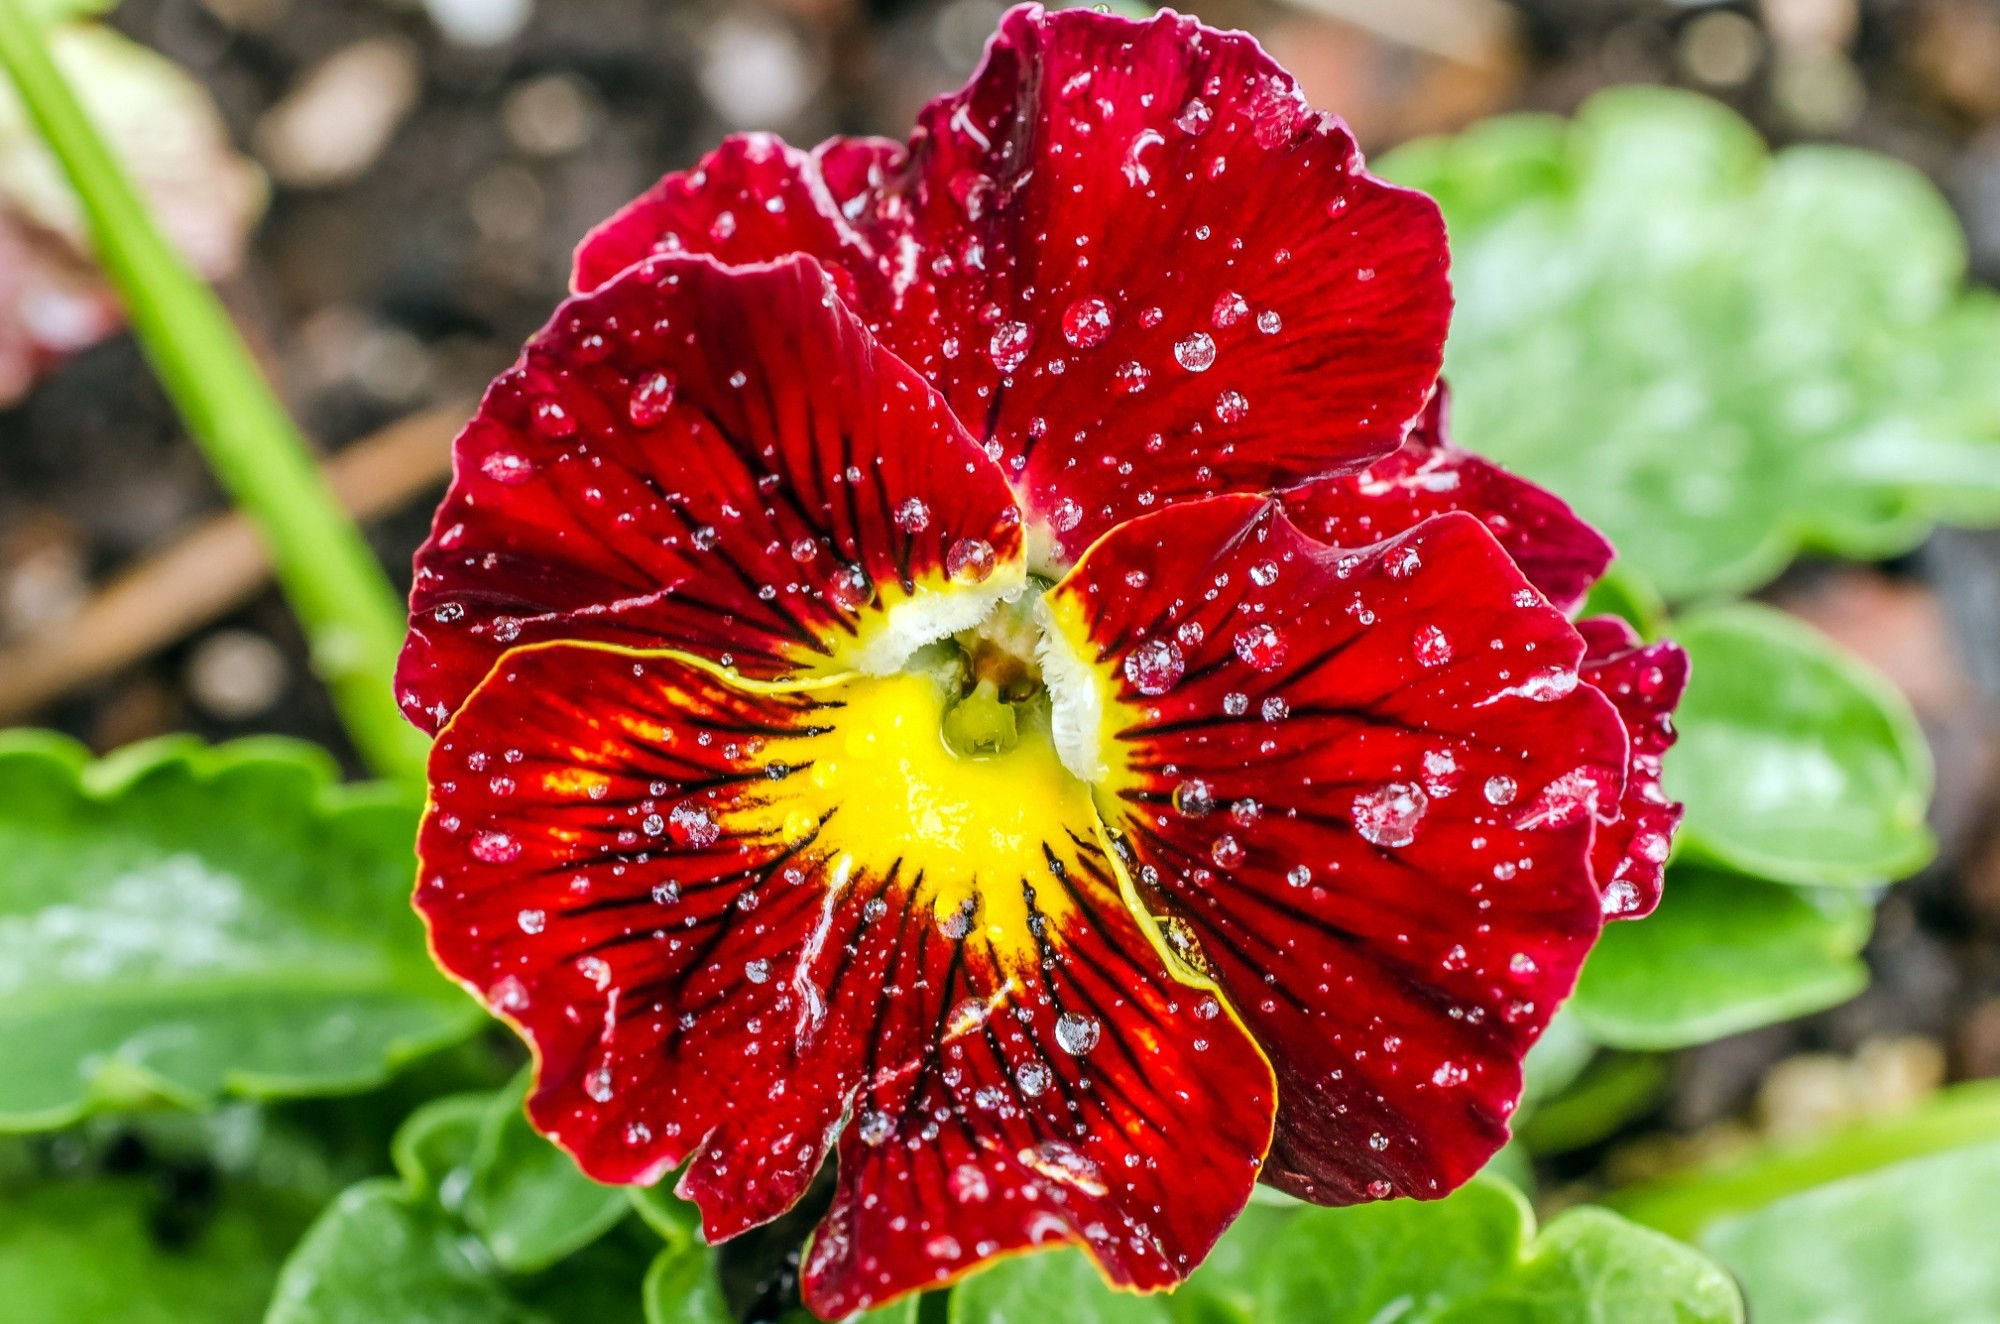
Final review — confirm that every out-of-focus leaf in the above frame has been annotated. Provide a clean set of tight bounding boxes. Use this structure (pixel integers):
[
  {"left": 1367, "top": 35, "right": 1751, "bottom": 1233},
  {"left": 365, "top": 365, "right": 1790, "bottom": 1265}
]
[
  {"left": 267, "top": 1092, "right": 649, "bottom": 1324},
  {"left": 641, "top": 1243, "right": 734, "bottom": 1324},
  {"left": 949, "top": 1177, "right": 1741, "bottom": 1323},
  {"left": 629, "top": 1180, "right": 702, "bottom": 1249},
  {"left": 1380, "top": 86, "right": 2000, "bottom": 600},
  {"left": 0, "top": 1170, "right": 308, "bottom": 1324},
  {"left": 463, "top": 1068, "right": 628, "bottom": 1272},
  {"left": 1570, "top": 865, "right": 1873, "bottom": 1050},
  {"left": 0, "top": 21, "right": 264, "bottom": 405},
  {"left": 1666, "top": 605, "right": 1934, "bottom": 886},
  {"left": 0, "top": 733, "right": 480, "bottom": 1130},
  {"left": 1702, "top": 1142, "right": 2000, "bottom": 1324}
]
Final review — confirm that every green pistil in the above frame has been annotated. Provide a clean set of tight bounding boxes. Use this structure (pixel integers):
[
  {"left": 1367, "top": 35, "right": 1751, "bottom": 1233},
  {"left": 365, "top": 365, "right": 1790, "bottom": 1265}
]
[{"left": 942, "top": 679, "right": 1021, "bottom": 758}]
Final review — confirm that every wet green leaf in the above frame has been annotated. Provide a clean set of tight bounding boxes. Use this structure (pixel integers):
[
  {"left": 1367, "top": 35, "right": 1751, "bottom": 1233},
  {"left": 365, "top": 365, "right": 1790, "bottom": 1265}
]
[
  {"left": 1570, "top": 865, "right": 1872, "bottom": 1049},
  {"left": 1702, "top": 1141, "right": 2000, "bottom": 1324},
  {"left": 1666, "top": 605, "right": 1934, "bottom": 886},
  {"left": 463, "top": 1069, "right": 629, "bottom": 1272},
  {"left": 0, "top": 734, "right": 480, "bottom": 1130},
  {"left": 1380, "top": 86, "right": 2000, "bottom": 600},
  {"left": 949, "top": 1178, "right": 1740, "bottom": 1323},
  {"left": 0, "top": 1170, "right": 308, "bottom": 1324}
]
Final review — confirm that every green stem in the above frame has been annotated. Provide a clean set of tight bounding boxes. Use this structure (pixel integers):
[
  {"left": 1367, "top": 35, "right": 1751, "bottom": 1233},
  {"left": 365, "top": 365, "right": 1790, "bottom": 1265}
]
[
  {"left": 1604, "top": 1079, "right": 2000, "bottom": 1241},
  {"left": 0, "top": 2, "right": 426, "bottom": 782}
]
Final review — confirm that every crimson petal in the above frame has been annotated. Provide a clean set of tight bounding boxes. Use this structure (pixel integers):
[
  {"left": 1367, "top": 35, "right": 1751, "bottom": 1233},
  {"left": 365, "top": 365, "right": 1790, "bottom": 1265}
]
[
  {"left": 398, "top": 253, "right": 1024, "bottom": 732},
  {"left": 1282, "top": 386, "right": 1614, "bottom": 615},
  {"left": 576, "top": 4, "right": 1450, "bottom": 565},
  {"left": 418, "top": 644, "right": 1273, "bottom": 1315},
  {"left": 1044, "top": 496, "right": 1628, "bottom": 1204},
  {"left": 1577, "top": 617, "right": 1689, "bottom": 920}
]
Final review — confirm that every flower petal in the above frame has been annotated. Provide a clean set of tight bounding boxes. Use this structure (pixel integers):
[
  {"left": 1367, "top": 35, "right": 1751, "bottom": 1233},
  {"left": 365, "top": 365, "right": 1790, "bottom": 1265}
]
[
  {"left": 1043, "top": 495, "right": 1628, "bottom": 1204},
  {"left": 1578, "top": 617, "right": 1689, "bottom": 920},
  {"left": 1282, "top": 386, "right": 1614, "bottom": 614},
  {"left": 418, "top": 643, "right": 1273, "bottom": 1313},
  {"left": 398, "top": 252, "right": 1024, "bottom": 732},
  {"left": 575, "top": 5, "right": 1450, "bottom": 565}
]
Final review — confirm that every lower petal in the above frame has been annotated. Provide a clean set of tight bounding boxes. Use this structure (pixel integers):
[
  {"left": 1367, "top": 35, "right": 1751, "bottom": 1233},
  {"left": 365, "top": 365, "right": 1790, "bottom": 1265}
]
[{"left": 1578, "top": 616, "right": 1690, "bottom": 920}]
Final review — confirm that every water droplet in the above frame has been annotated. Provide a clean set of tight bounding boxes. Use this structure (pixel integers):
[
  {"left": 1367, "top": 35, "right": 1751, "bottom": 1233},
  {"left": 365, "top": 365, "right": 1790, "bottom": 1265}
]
[
  {"left": 1122, "top": 127, "right": 1165, "bottom": 186},
  {"left": 1287, "top": 864, "right": 1312, "bottom": 888},
  {"left": 516, "top": 908, "right": 546, "bottom": 934},
  {"left": 1212, "top": 291, "right": 1248, "bottom": 327},
  {"left": 1353, "top": 782, "right": 1429, "bottom": 848},
  {"left": 1260, "top": 695, "right": 1289, "bottom": 722},
  {"left": 1368, "top": 1132, "right": 1389, "bottom": 1152},
  {"left": 1257, "top": 309, "right": 1282, "bottom": 335},
  {"left": 1115, "top": 361, "right": 1150, "bottom": 393},
  {"left": 1055, "top": 1012, "right": 1101, "bottom": 1055},
  {"left": 1173, "top": 97, "right": 1213, "bottom": 135},
  {"left": 1211, "top": 834, "right": 1244, "bottom": 868},
  {"left": 1174, "top": 331, "right": 1217, "bottom": 372},
  {"left": 947, "top": 538, "right": 997, "bottom": 583},
  {"left": 1061, "top": 296, "right": 1113, "bottom": 348},
  {"left": 893, "top": 498, "right": 931, "bottom": 534},
  {"left": 826, "top": 563, "right": 874, "bottom": 610},
  {"left": 1233, "top": 623, "right": 1287, "bottom": 672},
  {"left": 668, "top": 802, "right": 720, "bottom": 849},
  {"left": 745, "top": 958, "right": 771, "bottom": 984},
  {"left": 1173, "top": 779, "right": 1215, "bottom": 818},
  {"left": 1124, "top": 638, "right": 1185, "bottom": 695},
  {"left": 1223, "top": 692, "right": 1249, "bottom": 717},
  {"left": 1050, "top": 497, "right": 1083, "bottom": 533},
  {"left": 949, "top": 1163, "right": 991, "bottom": 1201},
  {"left": 471, "top": 831, "right": 521, "bottom": 864},
  {"left": 1414, "top": 625, "right": 1452, "bottom": 667},
  {"left": 529, "top": 398, "right": 576, "bottom": 438},
  {"left": 988, "top": 321, "right": 1033, "bottom": 374},
  {"left": 1484, "top": 775, "right": 1518, "bottom": 807},
  {"left": 628, "top": 371, "right": 676, "bottom": 427},
  {"left": 1367, "top": 1179, "right": 1392, "bottom": 1199},
  {"left": 432, "top": 601, "right": 466, "bottom": 624},
  {"left": 584, "top": 1067, "right": 615, "bottom": 1103},
  {"left": 1016, "top": 1061, "right": 1052, "bottom": 1097},
  {"left": 1249, "top": 560, "right": 1279, "bottom": 587},
  {"left": 1214, "top": 390, "right": 1249, "bottom": 423},
  {"left": 480, "top": 451, "right": 535, "bottom": 485}
]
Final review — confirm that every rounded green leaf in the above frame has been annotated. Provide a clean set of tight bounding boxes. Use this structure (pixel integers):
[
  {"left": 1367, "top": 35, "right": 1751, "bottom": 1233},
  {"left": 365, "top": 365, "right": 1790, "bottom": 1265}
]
[
  {"left": 1379, "top": 86, "right": 2000, "bottom": 601},
  {"left": 1702, "top": 1141, "right": 2000, "bottom": 1324},
  {"left": 641, "top": 1244, "right": 734, "bottom": 1324},
  {"left": 1569, "top": 865, "right": 1873, "bottom": 1050},
  {"left": 1666, "top": 605, "right": 1934, "bottom": 886},
  {"left": 463, "top": 1069, "right": 630, "bottom": 1272},
  {"left": 0, "top": 733, "right": 481, "bottom": 1130}
]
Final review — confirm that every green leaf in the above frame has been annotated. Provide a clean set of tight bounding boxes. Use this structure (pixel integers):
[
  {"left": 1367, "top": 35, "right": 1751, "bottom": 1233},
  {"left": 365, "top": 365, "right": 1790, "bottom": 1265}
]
[
  {"left": 629, "top": 1180, "right": 702, "bottom": 1249},
  {"left": 1379, "top": 86, "right": 2000, "bottom": 601},
  {"left": 0, "top": 734, "right": 479, "bottom": 1130},
  {"left": 1569, "top": 865, "right": 1873, "bottom": 1050},
  {"left": 1666, "top": 605, "right": 1934, "bottom": 886},
  {"left": 641, "top": 1244, "right": 734, "bottom": 1324},
  {"left": 0, "top": 1170, "right": 308, "bottom": 1324},
  {"left": 949, "top": 1178, "right": 1741, "bottom": 1324},
  {"left": 1702, "top": 1141, "right": 2000, "bottom": 1324},
  {"left": 268, "top": 1095, "right": 649, "bottom": 1324},
  {"left": 464, "top": 1069, "right": 629, "bottom": 1272}
]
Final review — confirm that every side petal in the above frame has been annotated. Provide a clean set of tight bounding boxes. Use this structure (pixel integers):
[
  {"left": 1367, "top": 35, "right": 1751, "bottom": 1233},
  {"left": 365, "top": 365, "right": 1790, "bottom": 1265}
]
[
  {"left": 1577, "top": 617, "right": 1689, "bottom": 920},
  {"left": 1044, "top": 496, "right": 1628, "bottom": 1205},
  {"left": 1282, "top": 386, "right": 1615, "bottom": 615},
  {"left": 575, "top": 5, "right": 1450, "bottom": 566},
  {"left": 418, "top": 643, "right": 1273, "bottom": 1314},
  {"left": 398, "top": 252, "right": 1024, "bottom": 732}
]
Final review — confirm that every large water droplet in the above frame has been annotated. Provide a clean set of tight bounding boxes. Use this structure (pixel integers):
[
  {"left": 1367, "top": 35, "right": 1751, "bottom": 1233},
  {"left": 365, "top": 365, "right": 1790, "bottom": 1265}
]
[
  {"left": 1233, "top": 623, "right": 1287, "bottom": 672},
  {"left": 893, "top": 497, "right": 931, "bottom": 534},
  {"left": 1174, "top": 331, "right": 1217, "bottom": 372},
  {"left": 988, "top": 321, "right": 1033, "bottom": 374},
  {"left": 471, "top": 830, "right": 521, "bottom": 864},
  {"left": 947, "top": 538, "right": 996, "bottom": 583},
  {"left": 1054, "top": 1012, "right": 1101, "bottom": 1055},
  {"left": 1124, "top": 638, "right": 1185, "bottom": 695},
  {"left": 1016, "top": 1061, "right": 1052, "bottom": 1097},
  {"left": 1414, "top": 625, "right": 1452, "bottom": 668},
  {"left": 628, "top": 371, "right": 676, "bottom": 427},
  {"left": 668, "top": 802, "right": 720, "bottom": 850},
  {"left": 480, "top": 451, "right": 535, "bottom": 485},
  {"left": 1353, "top": 782, "right": 1429, "bottom": 848},
  {"left": 1061, "top": 297, "right": 1113, "bottom": 348}
]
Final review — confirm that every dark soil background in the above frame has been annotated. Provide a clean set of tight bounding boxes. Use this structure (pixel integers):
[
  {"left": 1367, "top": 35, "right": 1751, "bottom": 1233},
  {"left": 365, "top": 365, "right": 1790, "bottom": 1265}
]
[{"left": 6, "top": 0, "right": 2000, "bottom": 1194}]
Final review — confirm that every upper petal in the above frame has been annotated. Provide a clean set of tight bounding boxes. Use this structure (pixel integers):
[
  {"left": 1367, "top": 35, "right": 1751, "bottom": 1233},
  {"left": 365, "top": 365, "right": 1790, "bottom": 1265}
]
[
  {"left": 1577, "top": 616, "right": 1690, "bottom": 920},
  {"left": 1282, "top": 386, "right": 1615, "bottom": 615},
  {"left": 1043, "top": 496, "right": 1627, "bottom": 1205},
  {"left": 574, "top": 4, "right": 1451, "bottom": 566},
  {"left": 398, "top": 252, "right": 1024, "bottom": 732},
  {"left": 418, "top": 643, "right": 1273, "bottom": 1315}
]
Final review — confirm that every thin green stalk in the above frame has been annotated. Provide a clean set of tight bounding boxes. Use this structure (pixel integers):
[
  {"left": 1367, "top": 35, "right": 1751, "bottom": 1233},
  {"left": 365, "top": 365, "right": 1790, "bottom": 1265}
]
[
  {"left": 1604, "top": 1079, "right": 2000, "bottom": 1241},
  {"left": 0, "top": 1, "right": 426, "bottom": 782}
]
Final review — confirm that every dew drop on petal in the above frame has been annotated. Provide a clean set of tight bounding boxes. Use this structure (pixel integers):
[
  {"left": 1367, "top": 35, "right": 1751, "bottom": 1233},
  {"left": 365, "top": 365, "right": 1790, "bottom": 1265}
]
[
  {"left": 480, "top": 451, "right": 535, "bottom": 485},
  {"left": 1174, "top": 331, "right": 1217, "bottom": 372},
  {"left": 1484, "top": 775, "right": 1518, "bottom": 807},
  {"left": 947, "top": 538, "right": 997, "bottom": 583},
  {"left": 1233, "top": 623, "right": 1287, "bottom": 672},
  {"left": 471, "top": 830, "right": 521, "bottom": 864},
  {"left": 1257, "top": 309, "right": 1283, "bottom": 335},
  {"left": 744, "top": 958, "right": 771, "bottom": 984},
  {"left": 1287, "top": 864, "right": 1312, "bottom": 888},
  {"left": 1124, "top": 638, "right": 1185, "bottom": 695},
  {"left": 1212, "top": 291, "right": 1248, "bottom": 328},
  {"left": 949, "top": 1164, "right": 991, "bottom": 1201},
  {"left": 1368, "top": 1132, "right": 1389, "bottom": 1152},
  {"left": 1414, "top": 625, "right": 1452, "bottom": 667},
  {"left": 584, "top": 1067, "right": 615, "bottom": 1103},
  {"left": 1016, "top": 1061, "right": 1052, "bottom": 1097},
  {"left": 627, "top": 371, "right": 676, "bottom": 427},
  {"left": 1173, "top": 97, "right": 1213, "bottom": 135},
  {"left": 893, "top": 497, "right": 931, "bottom": 534},
  {"left": 529, "top": 398, "right": 576, "bottom": 438},
  {"left": 516, "top": 908, "right": 546, "bottom": 934},
  {"left": 988, "top": 321, "right": 1033, "bottom": 374},
  {"left": 668, "top": 802, "right": 720, "bottom": 850},
  {"left": 826, "top": 563, "right": 874, "bottom": 609},
  {"left": 1054, "top": 1012, "right": 1101, "bottom": 1055},
  {"left": 1061, "top": 297, "right": 1113, "bottom": 348},
  {"left": 1173, "top": 778, "right": 1215, "bottom": 818},
  {"left": 1214, "top": 390, "right": 1249, "bottom": 423},
  {"left": 1211, "top": 834, "right": 1244, "bottom": 868},
  {"left": 1353, "top": 782, "right": 1429, "bottom": 848},
  {"left": 1367, "top": 1179, "right": 1392, "bottom": 1199},
  {"left": 1050, "top": 497, "right": 1084, "bottom": 533}
]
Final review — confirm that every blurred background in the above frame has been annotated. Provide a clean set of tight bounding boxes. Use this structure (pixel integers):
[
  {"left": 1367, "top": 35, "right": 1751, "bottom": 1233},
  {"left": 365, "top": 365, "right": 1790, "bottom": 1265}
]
[{"left": 6, "top": 0, "right": 2000, "bottom": 1231}]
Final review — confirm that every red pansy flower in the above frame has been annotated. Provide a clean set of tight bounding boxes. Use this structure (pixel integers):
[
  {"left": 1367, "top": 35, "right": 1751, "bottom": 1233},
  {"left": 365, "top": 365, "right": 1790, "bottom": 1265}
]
[{"left": 400, "top": 6, "right": 1684, "bottom": 1317}]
